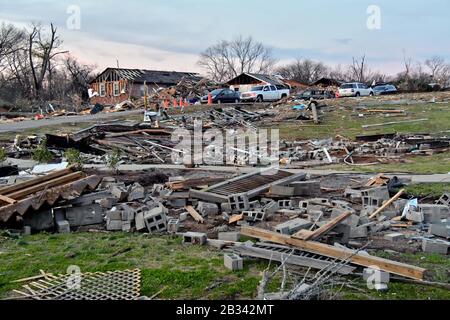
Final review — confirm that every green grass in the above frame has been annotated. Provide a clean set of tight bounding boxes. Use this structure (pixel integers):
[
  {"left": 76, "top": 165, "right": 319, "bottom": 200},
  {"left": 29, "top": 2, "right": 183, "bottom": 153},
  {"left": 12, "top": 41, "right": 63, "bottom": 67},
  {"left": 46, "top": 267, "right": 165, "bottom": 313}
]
[
  {"left": 340, "top": 250, "right": 450, "bottom": 300},
  {"left": 405, "top": 183, "right": 450, "bottom": 198},
  {"left": 0, "top": 232, "right": 270, "bottom": 300},
  {"left": 323, "top": 151, "right": 450, "bottom": 174},
  {"left": 275, "top": 103, "right": 450, "bottom": 140},
  {"left": 1, "top": 232, "right": 449, "bottom": 300}
]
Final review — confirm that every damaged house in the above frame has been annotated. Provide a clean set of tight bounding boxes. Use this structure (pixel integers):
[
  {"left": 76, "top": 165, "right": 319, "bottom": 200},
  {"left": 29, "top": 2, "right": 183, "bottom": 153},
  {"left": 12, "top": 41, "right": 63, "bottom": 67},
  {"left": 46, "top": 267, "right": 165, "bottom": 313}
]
[{"left": 89, "top": 68, "right": 202, "bottom": 105}]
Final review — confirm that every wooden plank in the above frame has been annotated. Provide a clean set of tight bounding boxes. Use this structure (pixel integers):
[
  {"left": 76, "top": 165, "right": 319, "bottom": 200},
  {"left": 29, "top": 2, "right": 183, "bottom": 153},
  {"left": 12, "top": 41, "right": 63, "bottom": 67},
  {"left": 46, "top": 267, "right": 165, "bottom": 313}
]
[
  {"left": 4, "top": 172, "right": 84, "bottom": 200},
  {"left": 0, "top": 194, "right": 16, "bottom": 204},
  {"left": 293, "top": 211, "right": 353, "bottom": 240},
  {"left": 240, "top": 226, "right": 426, "bottom": 280},
  {"left": 369, "top": 189, "right": 405, "bottom": 219},
  {"left": 0, "top": 167, "right": 74, "bottom": 195},
  {"left": 229, "top": 213, "right": 243, "bottom": 224},
  {"left": 185, "top": 205, "right": 204, "bottom": 224}
]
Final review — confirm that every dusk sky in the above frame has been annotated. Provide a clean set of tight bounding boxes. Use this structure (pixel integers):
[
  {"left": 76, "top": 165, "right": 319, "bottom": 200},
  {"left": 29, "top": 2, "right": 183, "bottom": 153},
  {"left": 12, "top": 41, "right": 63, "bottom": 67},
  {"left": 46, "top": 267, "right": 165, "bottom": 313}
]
[{"left": 1, "top": 0, "right": 449, "bottom": 75}]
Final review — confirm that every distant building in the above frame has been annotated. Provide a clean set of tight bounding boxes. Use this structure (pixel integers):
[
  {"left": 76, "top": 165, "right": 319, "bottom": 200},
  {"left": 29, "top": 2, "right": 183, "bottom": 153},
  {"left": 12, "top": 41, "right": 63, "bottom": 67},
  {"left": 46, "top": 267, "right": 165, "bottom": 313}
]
[
  {"left": 310, "top": 77, "right": 343, "bottom": 88},
  {"left": 226, "top": 73, "right": 287, "bottom": 92},
  {"left": 89, "top": 68, "right": 202, "bottom": 105}
]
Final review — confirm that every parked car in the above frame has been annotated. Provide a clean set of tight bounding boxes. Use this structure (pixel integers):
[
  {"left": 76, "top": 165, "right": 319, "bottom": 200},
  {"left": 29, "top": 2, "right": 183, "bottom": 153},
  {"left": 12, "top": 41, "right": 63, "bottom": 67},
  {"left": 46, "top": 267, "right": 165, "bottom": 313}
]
[
  {"left": 373, "top": 84, "right": 398, "bottom": 95},
  {"left": 296, "top": 89, "right": 335, "bottom": 100},
  {"left": 240, "top": 85, "right": 290, "bottom": 102},
  {"left": 200, "top": 89, "right": 241, "bottom": 104},
  {"left": 338, "top": 82, "right": 374, "bottom": 97}
]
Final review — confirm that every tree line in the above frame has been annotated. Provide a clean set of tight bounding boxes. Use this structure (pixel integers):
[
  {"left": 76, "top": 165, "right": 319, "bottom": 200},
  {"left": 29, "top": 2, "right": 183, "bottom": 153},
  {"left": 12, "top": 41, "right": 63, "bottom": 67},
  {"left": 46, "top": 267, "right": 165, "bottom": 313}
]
[
  {"left": 0, "top": 22, "right": 94, "bottom": 111},
  {"left": 198, "top": 35, "right": 450, "bottom": 91}
]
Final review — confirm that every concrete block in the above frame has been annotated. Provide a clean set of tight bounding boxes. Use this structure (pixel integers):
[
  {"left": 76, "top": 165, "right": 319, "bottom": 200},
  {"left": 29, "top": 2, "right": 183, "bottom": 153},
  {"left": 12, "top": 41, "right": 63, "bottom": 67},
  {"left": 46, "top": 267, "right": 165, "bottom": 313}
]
[
  {"left": 290, "top": 180, "right": 321, "bottom": 197},
  {"left": 363, "top": 196, "right": 385, "bottom": 208},
  {"left": 384, "top": 233, "right": 405, "bottom": 242},
  {"left": 277, "top": 200, "right": 292, "bottom": 209},
  {"left": 331, "top": 210, "right": 359, "bottom": 227},
  {"left": 349, "top": 226, "right": 368, "bottom": 238},
  {"left": 224, "top": 253, "right": 243, "bottom": 271},
  {"left": 227, "top": 194, "right": 250, "bottom": 213},
  {"left": 168, "top": 198, "right": 187, "bottom": 208},
  {"left": 218, "top": 232, "right": 240, "bottom": 242},
  {"left": 248, "top": 200, "right": 261, "bottom": 210},
  {"left": 110, "top": 185, "right": 129, "bottom": 201},
  {"left": 262, "top": 201, "right": 279, "bottom": 216},
  {"left": 243, "top": 211, "right": 266, "bottom": 222},
  {"left": 406, "top": 210, "right": 424, "bottom": 223},
  {"left": 182, "top": 232, "right": 207, "bottom": 245},
  {"left": 344, "top": 187, "right": 362, "bottom": 199},
  {"left": 23, "top": 209, "right": 54, "bottom": 231},
  {"left": 106, "top": 219, "right": 123, "bottom": 231},
  {"left": 22, "top": 226, "right": 31, "bottom": 236},
  {"left": 422, "top": 239, "right": 448, "bottom": 255},
  {"left": 179, "top": 212, "right": 189, "bottom": 222},
  {"left": 274, "top": 218, "right": 312, "bottom": 235},
  {"left": 429, "top": 224, "right": 450, "bottom": 238},
  {"left": 121, "top": 221, "right": 131, "bottom": 232},
  {"left": 361, "top": 186, "right": 389, "bottom": 200},
  {"left": 197, "top": 202, "right": 219, "bottom": 216},
  {"left": 134, "top": 207, "right": 147, "bottom": 231},
  {"left": 56, "top": 220, "right": 70, "bottom": 233},
  {"left": 419, "top": 204, "right": 450, "bottom": 222},
  {"left": 167, "top": 219, "right": 180, "bottom": 233},
  {"left": 106, "top": 210, "right": 122, "bottom": 221},
  {"left": 66, "top": 204, "right": 104, "bottom": 227},
  {"left": 381, "top": 210, "right": 399, "bottom": 219},
  {"left": 127, "top": 183, "right": 145, "bottom": 201},
  {"left": 363, "top": 268, "right": 390, "bottom": 283},
  {"left": 99, "top": 197, "right": 118, "bottom": 209},
  {"left": 269, "top": 185, "right": 294, "bottom": 197},
  {"left": 143, "top": 207, "right": 167, "bottom": 233}
]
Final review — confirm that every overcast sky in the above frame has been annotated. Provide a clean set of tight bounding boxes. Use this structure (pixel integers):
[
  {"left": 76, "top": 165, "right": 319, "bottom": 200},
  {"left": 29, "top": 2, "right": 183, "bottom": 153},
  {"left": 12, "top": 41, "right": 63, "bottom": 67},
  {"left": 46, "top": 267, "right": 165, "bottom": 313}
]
[{"left": 1, "top": 0, "right": 449, "bottom": 75}]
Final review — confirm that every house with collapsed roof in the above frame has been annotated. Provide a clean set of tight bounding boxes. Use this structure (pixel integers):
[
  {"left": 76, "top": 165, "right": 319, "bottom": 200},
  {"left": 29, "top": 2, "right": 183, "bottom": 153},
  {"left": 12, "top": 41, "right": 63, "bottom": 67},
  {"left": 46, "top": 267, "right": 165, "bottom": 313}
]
[
  {"left": 89, "top": 68, "right": 202, "bottom": 105},
  {"left": 225, "top": 73, "right": 289, "bottom": 93}
]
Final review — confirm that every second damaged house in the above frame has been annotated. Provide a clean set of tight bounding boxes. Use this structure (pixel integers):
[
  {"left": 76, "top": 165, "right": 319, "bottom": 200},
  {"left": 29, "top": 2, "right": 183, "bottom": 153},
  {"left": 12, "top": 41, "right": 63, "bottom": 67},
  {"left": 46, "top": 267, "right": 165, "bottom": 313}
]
[{"left": 89, "top": 68, "right": 203, "bottom": 105}]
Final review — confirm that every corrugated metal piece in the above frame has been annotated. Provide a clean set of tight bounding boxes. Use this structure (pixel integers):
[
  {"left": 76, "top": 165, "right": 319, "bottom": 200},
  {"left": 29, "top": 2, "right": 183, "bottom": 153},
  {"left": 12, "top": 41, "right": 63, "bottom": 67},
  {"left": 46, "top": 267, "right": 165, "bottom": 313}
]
[
  {"left": 190, "top": 169, "right": 306, "bottom": 203},
  {"left": 0, "top": 175, "right": 101, "bottom": 222}
]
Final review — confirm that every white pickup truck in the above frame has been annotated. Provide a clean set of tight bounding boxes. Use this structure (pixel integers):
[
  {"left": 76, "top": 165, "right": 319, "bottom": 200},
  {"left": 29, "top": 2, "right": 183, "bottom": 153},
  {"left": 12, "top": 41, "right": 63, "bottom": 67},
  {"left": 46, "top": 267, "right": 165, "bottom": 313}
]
[{"left": 240, "top": 85, "right": 290, "bottom": 102}]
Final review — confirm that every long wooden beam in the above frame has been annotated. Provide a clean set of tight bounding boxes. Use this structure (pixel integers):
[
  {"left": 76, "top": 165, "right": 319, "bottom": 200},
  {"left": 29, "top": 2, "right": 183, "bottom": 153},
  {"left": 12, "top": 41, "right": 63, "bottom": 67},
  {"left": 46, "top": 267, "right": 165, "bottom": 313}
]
[
  {"left": 4, "top": 172, "right": 84, "bottom": 200},
  {"left": 369, "top": 189, "right": 405, "bottom": 219},
  {"left": 0, "top": 167, "right": 74, "bottom": 195},
  {"left": 293, "top": 211, "right": 353, "bottom": 240},
  {"left": 240, "top": 226, "right": 426, "bottom": 280}
]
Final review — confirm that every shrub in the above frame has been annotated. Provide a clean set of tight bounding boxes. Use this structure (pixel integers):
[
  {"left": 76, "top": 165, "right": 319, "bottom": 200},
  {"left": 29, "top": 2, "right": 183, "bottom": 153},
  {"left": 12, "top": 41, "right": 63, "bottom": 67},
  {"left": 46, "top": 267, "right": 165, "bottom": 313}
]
[
  {"left": 64, "top": 148, "right": 83, "bottom": 169},
  {"left": 32, "top": 140, "right": 53, "bottom": 163},
  {"left": 107, "top": 148, "right": 122, "bottom": 172},
  {"left": 0, "top": 147, "right": 7, "bottom": 163}
]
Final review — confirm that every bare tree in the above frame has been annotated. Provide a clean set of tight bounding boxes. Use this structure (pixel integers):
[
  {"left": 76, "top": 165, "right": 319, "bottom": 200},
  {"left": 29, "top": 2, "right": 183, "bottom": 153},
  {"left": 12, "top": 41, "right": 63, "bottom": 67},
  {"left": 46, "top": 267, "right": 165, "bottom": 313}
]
[
  {"left": 349, "top": 55, "right": 372, "bottom": 83},
  {"left": 425, "top": 56, "right": 445, "bottom": 79},
  {"left": 63, "top": 55, "right": 95, "bottom": 100},
  {"left": 276, "top": 59, "right": 329, "bottom": 84},
  {"left": 198, "top": 36, "right": 276, "bottom": 82},
  {"left": 27, "top": 23, "right": 66, "bottom": 99},
  {"left": 0, "top": 23, "right": 24, "bottom": 72}
]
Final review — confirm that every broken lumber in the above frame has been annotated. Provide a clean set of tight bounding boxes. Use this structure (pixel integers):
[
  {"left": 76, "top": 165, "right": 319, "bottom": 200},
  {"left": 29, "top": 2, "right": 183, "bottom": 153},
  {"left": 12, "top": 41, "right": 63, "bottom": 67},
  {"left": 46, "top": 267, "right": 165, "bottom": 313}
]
[
  {"left": 369, "top": 189, "right": 405, "bottom": 219},
  {"left": 362, "top": 118, "right": 428, "bottom": 129},
  {"left": 240, "top": 226, "right": 426, "bottom": 280},
  {"left": 0, "top": 194, "right": 17, "bottom": 204},
  {"left": 185, "top": 205, "right": 204, "bottom": 224},
  {"left": 293, "top": 211, "right": 352, "bottom": 240}
]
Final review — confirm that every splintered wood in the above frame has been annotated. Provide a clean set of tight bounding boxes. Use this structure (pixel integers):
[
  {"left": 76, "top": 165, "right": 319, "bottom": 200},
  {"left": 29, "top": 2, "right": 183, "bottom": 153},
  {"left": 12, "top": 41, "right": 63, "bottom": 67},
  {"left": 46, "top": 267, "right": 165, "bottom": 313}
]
[{"left": 185, "top": 205, "right": 204, "bottom": 224}]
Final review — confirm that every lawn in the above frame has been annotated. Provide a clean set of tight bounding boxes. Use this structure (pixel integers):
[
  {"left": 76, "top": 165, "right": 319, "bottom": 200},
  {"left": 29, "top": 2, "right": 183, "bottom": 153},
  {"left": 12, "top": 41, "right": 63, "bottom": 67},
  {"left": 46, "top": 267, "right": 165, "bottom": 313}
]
[{"left": 1, "top": 232, "right": 449, "bottom": 300}]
